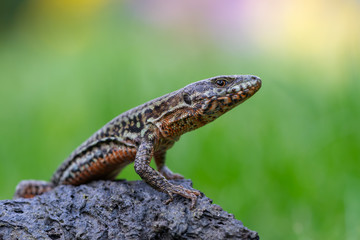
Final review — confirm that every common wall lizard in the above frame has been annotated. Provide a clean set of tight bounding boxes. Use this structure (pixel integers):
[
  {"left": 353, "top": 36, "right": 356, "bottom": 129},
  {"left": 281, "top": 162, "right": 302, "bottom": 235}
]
[{"left": 14, "top": 75, "right": 261, "bottom": 208}]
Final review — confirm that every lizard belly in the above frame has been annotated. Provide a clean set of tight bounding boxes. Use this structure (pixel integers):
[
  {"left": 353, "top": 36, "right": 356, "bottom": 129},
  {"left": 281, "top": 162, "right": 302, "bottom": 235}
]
[{"left": 60, "top": 143, "right": 137, "bottom": 185}]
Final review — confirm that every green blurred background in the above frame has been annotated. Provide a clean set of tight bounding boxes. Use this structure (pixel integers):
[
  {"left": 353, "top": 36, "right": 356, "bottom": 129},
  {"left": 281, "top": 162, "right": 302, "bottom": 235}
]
[{"left": 1, "top": 0, "right": 359, "bottom": 239}]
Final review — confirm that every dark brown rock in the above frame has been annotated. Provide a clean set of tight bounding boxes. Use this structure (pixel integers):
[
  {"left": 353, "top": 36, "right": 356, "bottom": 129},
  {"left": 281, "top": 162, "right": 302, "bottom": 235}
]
[{"left": 0, "top": 180, "right": 259, "bottom": 239}]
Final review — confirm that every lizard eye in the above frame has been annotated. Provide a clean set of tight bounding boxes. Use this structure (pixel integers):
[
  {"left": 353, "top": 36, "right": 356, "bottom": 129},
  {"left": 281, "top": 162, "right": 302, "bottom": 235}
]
[
  {"left": 183, "top": 93, "right": 192, "bottom": 105},
  {"left": 215, "top": 80, "right": 228, "bottom": 87}
]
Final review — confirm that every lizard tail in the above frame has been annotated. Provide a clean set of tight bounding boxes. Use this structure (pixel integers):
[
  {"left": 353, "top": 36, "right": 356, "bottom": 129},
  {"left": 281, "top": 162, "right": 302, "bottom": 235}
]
[{"left": 13, "top": 180, "right": 54, "bottom": 199}]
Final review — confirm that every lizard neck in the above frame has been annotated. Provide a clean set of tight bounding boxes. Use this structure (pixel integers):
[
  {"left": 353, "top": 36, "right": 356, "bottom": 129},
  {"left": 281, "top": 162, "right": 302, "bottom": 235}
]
[{"left": 154, "top": 107, "right": 206, "bottom": 139}]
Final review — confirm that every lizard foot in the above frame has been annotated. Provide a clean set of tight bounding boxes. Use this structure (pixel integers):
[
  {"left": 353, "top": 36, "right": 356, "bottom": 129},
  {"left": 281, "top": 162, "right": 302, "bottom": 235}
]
[{"left": 165, "top": 184, "right": 201, "bottom": 209}]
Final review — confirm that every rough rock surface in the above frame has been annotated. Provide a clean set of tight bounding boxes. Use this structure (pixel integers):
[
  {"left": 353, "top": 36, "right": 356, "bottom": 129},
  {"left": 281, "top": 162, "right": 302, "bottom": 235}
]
[{"left": 0, "top": 179, "right": 259, "bottom": 239}]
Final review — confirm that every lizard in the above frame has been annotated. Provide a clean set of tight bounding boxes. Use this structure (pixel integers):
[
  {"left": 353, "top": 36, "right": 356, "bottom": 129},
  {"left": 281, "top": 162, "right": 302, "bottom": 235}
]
[{"left": 14, "top": 75, "right": 262, "bottom": 208}]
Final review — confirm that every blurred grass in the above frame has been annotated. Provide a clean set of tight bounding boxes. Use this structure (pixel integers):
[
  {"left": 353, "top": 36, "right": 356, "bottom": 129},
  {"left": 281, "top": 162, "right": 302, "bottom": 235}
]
[{"left": 1, "top": 3, "right": 360, "bottom": 240}]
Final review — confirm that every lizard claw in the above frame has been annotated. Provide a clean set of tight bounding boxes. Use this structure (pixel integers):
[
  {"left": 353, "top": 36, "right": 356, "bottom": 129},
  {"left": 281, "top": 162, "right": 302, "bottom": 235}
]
[
  {"left": 164, "top": 192, "right": 174, "bottom": 205},
  {"left": 187, "top": 189, "right": 201, "bottom": 209}
]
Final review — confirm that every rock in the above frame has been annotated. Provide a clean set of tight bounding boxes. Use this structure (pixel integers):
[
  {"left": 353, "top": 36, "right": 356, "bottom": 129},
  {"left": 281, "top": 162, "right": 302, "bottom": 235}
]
[{"left": 0, "top": 179, "right": 259, "bottom": 239}]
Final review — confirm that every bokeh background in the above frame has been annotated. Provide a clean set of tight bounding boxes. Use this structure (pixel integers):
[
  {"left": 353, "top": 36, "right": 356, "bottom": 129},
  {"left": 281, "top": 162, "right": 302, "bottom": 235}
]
[{"left": 1, "top": 0, "right": 359, "bottom": 239}]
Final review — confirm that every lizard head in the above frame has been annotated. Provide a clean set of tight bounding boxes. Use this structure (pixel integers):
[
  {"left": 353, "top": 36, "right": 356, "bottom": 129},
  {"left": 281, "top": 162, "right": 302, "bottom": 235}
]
[
  {"left": 154, "top": 75, "right": 261, "bottom": 139},
  {"left": 183, "top": 75, "right": 262, "bottom": 120}
]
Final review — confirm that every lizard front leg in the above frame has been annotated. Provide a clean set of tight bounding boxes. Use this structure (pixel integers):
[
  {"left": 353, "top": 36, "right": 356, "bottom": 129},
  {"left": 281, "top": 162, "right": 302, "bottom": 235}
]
[
  {"left": 134, "top": 139, "right": 200, "bottom": 208},
  {"left": 154, "top": 150, "right": 184, "bottom": 180}
]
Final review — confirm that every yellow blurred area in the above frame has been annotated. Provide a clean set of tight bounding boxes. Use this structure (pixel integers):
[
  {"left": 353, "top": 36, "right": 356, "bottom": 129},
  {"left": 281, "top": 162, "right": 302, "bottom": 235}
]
[
  {"left": 14, "top": 0, "right": 111, "bottom": 56},
  {"left": 282, "top": 0, "right": 359, "bottom": 58},
  {"left": 250, "top": 0, "right": 360, "bottom": 85},
  {"left": 28, "top": 0, "right": 108, "bottom": 18}
]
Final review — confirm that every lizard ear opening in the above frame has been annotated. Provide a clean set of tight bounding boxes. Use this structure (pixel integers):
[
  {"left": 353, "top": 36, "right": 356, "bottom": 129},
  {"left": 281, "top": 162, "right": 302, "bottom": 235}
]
[{"left": 183, "top": 93, "right": 192, "bottom": 105}]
